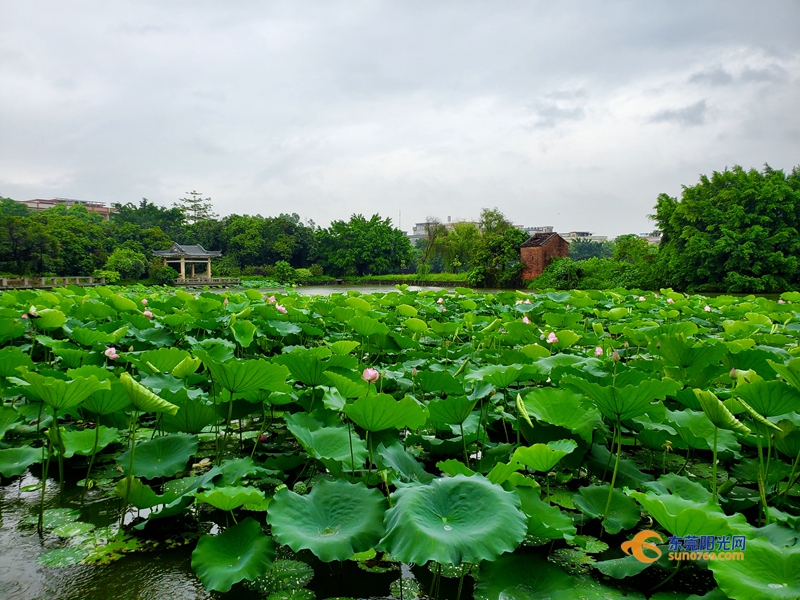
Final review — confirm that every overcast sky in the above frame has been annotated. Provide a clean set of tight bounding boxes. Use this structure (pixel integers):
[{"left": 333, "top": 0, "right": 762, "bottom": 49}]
[{"left": 2, "top": 1, "right": 799, "bottom": 237}]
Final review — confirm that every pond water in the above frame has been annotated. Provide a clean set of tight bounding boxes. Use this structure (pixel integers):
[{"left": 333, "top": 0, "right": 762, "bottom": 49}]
[{"left": 0, "top": 466, "right": 465, "bottom": 600}]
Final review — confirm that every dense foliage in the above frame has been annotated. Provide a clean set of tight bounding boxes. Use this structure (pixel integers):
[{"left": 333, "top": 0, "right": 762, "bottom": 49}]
[
  {"left": 1, "top": 283, "right": 798, "bottom": 598},
  {"left": 653, "top": 165, "right": 800, "bottom": 293}
]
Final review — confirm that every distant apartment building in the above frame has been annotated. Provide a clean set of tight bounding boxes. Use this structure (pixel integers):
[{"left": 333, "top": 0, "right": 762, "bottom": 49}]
[
  {"left": 16, "top": 198, "right": 117, "bottom": 221},
  {"left": 559, "top": 231, "right": 608, "bottom": 243},
  {"left": 408, "top": 217, "right": 480, "bottom": 244},
  {"left": 639, "top": 232, "right": 662, "bottom": 245}
]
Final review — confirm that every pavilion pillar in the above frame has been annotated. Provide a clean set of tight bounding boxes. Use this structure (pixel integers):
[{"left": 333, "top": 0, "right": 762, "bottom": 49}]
[
  {"left": 191, "top": 263, "right": 195, "bottom": 277},
  {"left": 206, "top": 258, "right": 212, "bottom": 278},
  {"left": 180, "top": 256, "right": 186, "bottom": 280}
]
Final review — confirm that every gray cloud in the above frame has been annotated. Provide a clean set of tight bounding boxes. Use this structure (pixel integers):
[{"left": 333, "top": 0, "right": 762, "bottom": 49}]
[
  {"left": 1, "top": 1, "right": 799, "bottom": 238},
  {"left": 689, "top": 67, "right": 734, "bottom": 86},
  {"left": 650, "top": 100, "right": 708, "bottom": 127}
]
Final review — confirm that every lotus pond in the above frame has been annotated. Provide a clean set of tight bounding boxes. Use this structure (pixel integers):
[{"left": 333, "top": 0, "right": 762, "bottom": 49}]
[{"left": 0, "top": 284, "right": 799, "bottom": 600}]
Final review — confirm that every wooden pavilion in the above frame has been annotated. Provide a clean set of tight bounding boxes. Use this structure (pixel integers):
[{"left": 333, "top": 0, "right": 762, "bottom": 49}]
[{"left": 153, "top": 243, "right": 222, "bottom": 280}]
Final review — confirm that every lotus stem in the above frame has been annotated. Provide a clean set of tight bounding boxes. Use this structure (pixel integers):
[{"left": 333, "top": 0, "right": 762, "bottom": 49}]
[
  {"left": 81, "top": 423, "right": 101, "bottom": 504},
  {"left": 51, "top": 408, "right": 65, "bottom": 487},
  {"left": 602, "top": 420, "right": 623, "bottom": 523},
  {"left": 123, "top": 411, "right": 139, "bottom": 516},
  {"left": 346, "top": 417, "right": 356, "bottom": 482},
  {"left": 651, "top": 560, "right": 681, "bottom": 592},
  {"left": 777, "top": 450, "right": 800, "bottom": 508},
  {"left": 460, "top": 422, "right": 469, "bottom": 468},
  {"left": 711, "top": 426, "right": 718, "bottom": 502},
  {"left": 38, "top": 441, "right": 50, "bottom": 533}
]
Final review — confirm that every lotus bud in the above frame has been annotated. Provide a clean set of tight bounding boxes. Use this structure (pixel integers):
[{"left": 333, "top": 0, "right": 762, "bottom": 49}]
[
  {"left": 704, "top": 305, "right": 711, "bottom": 312},
  {"left": 141, "top": 298, "right": 148, "bottom": 306},
  {"left": 522, "top": 316, "right": 531, "bottom": 325},
  {"left": 143, "top": 310, "right": 153, "bottom": 319},
  {"left": 437, "top": 297, "right": 444, "bottom": 304},
  {"left": 667, "top": 297, "right": 674, "bottom": 304},
  {"left": 611, "top": 350, "right": 620, "bottom": 362},
  {"left": 730, "top": 368, "right": 738, "bottom": 379},
  {"left": 362, "top": 368, "right": 380, "bottom": 384},
  {"left": 411, "top": 367, "right": 418, "bottom": 377},
  {"left": 259, "top": 433, "right": 269, "bottom": 444},
  {"left": 594, "top": 346, "right": 603, "bottom": 357},
  {"left": 624, "top": 341, "right": 629, "bottom": 348},
  {"left": 546, "top": 332, "right": 558, "bottom": 344},
  {"left": 223, "top": 297, "right": 229, "bottom": 306}
]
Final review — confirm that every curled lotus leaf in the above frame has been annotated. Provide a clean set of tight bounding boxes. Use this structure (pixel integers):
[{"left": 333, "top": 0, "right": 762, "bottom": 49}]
[
  {"left": 513, "top": 440, "right": 578, "bottom": 473},
  {"left": 379, "top": 474, "right": 526, "bottom": 565},
  {"left": 119, "top": 372, "right": 179, "bottom": 415},
  {"left": 267, "top": 479, "right": 387, "bottom": 562}
]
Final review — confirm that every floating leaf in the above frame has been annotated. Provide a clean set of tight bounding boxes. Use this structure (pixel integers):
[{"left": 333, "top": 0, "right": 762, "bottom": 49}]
[
  {"left": 268, "top": 479, "right": 387, "bottom": 562},
  {"left": 195, "top": 486, "right": 265, "bottom": 511},
  {"left": 191, "top": 517, "right": 276, "bottom": 592},
  {"left": 0, "top": 446, "right": 42, "bottom": 477},
  {"left": 37, "top": 547, "right": 88, "bottom": 568},
  {"left": 572, "top": 485, "right": 640, "bottom": 534},
  {"left": 379, "top": 474, "right": 527, "bottom": 565}
]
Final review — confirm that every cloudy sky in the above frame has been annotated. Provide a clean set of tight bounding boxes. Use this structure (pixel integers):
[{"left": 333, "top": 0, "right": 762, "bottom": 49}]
[{"left": 2, "top": 1, "right": 799, "bottom": 237}]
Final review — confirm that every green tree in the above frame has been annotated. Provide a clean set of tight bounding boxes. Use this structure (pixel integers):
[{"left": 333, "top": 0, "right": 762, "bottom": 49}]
[
  {"left": 0, "top": 197, "right": 30, "bottom": 217},
  {"left": 112, "top": 198, "right": 185, "bottom": 239},
  {"left": 612, "top": 234, "right": 652, "bottom": 264},
  {"left": 467, "top": 219, "right": 527, "bottom": 288},
  {"left": 479, "top": 207, "right": 513, "bottom": 236},
  {"left": 315, "top": 214, "right": 412, "bottom": 277},
  {"left": 653, "top": 165, "right": 800, "bottom": 292},
  {"left": 105, "top": 247, "right": 148, "bottom": 280},
  {"left": 174, "top": 191, "right": 218, "bottom": 225},
  {"left": 569, "top": 239, "right": 614, "bottom": 261}
]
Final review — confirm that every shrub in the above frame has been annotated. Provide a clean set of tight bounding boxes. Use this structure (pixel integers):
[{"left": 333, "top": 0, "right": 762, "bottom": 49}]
[
  {"left": 92, "top": 269, "right": 121, "bottom": 284},
  {"left": 309, "top": 264, "right": 324, "bottom": 278},
  {"left": 273, "top": 261, "right": 296, "bottom": 284},
  {"left": 152, "top": 265, "right": 179, "bottom": 285},
  {"left": 105, "top": 248, "right": 147, "bottom": 280},
  {"left": 294, "top": 268, "right": 312, "bottom": 282}
]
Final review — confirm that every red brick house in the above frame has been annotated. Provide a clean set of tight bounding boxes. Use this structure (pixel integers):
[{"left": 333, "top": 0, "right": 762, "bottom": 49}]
[{"left": 520, "top": 233, "right": 569, "bottom": 280}]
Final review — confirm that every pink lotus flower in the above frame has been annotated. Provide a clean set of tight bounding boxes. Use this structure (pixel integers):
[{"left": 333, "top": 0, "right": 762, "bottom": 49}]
[
  {"left": 437, "top": 297, "right": 444, "bottom": 304},
  {"left": 141, "top": 298, "right": 148, "bottom": 306},
  {"left": 21, "top": 313, "right": 28, "bottom": 319},
  {"left": 638, "top": 296, "right": 646, "bottom": 302},
  {"left": 704, "top": 305, "right": 711, "bottom": 312},
  {"left": 524, "top": 299, "right": 531, "bottom": 304},
  {"left": 667, "top": 297, "right": 674, "bottom": 304},
  {"left": 547, "top": 332, "right": 558, "bottom": 344},
  {"left": 259, "top": 433, "right": 269, "bottom": 444},
  {"left": 362, "top": 368, "right": 380, "bottom": 383},
  {"left": 266, "top": 295, "right": 276, "bottom": 303},
  {"left": 275, "top": 304, "right": 287, "bottom": 314},
  {"left": 223, "top": 297, "right": 229, "bottom": 306},
  {"left": 522, "top": 316, "right": 531, "bottom": 325},
  {"left": 144, "top": 310, "right": 154, "bottom": 319},
  {"left": 104, "top": 347, "right": 120, "bottom": 360},
  {"left": 442, "top": 307, "right": 447, "bottom": 312},
  {"left": 594, "top": 346, "right": 603, "bottom": 357},
  {"left": 779, "top": 299, "right": 786, "bottom": 304}
]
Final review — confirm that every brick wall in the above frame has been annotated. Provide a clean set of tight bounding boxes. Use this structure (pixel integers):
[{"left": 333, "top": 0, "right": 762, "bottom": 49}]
[{"left": 521, "top": 237, "right": 569, "bottom": 280}]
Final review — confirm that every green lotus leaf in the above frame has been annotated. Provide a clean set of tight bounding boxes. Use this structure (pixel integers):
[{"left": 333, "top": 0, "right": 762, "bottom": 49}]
[
  {"left": 0, "top": 406, "right": 21, "bottom": 441},
  {"left": 376, "top": 442, "right": 435, "bottom": 484},
  {"left": 116, "top": 433, "right": 198, "bottom": 479},
  {"left": 667, "top": 409, "right": 741, "bottom": 456},
  {"left": 404, "top": 317, "right": 428, "bottom": 333},
  {"left": 272, "top": 352, "right": 327, "bottom": 387},
  {"left": 562, "top": 375, "right": 680, "bottom": 422},
  {"left": 231, "top": 319, "right": 257, "bottom": 348},
  {"left": 191, "top": 517, "right": 276, "bottom": 592},
  {"left": 767, "top": 357, "right": 800, "bottom": 390},
  {"left": 119, "top": 372, "right": 179, "bottom": 415},
  {"left": 436, "top": 459, "right": 475, "bottom": 477},
  {"left": 323, "top": 371, "right": 368, "bottom": 399},
  {"left": 521, "top": 388, "right": 604, "bottom": 444},
  {"left": 572, "top": 485, "right": 640, "bottom": 534},
  {"left": 427, "top": 396, "right": 477, "bottom": 425},
  {"left": 653, "top": 334, "right": 728, "bottom": 374},
  {"left": 628, "top": 491, "right": 742, "bottom": 537},
  {"left": 513, "top": 440, "right": 578, "bottom": 472},
  {"left": 267, "top": 479, "right": 387, "bottom": 562},
  {"left": 430, "top": 320, "right": 459, "bottom": 336},
  {"left": 346, "top": 297, "right": 372, "bottom": 311},
  {"left": 114, "top": 476, "right": 186, "bottom": 509},
  {"left": 172, "top": 356, "right": 202, "bottom": 379},
  {"left": 695, "top": 389, "right": 750, "bottom": 435},
  {"left": 36, "top": 547, "right": 88, "bottom": 568},
  {"left": 36, "top": 308, "right": 67, "bottom": 330},
  {"left": 285, "top": 413, "right": 368, "bottom": 468},
  {"left": 60, "top": 426, "right": 120, "bottom": 458},
  {"left": 465, "top": 365, "right": 521, "bottom": 389},
  {"left": 343, "top": 394, "right": 426, "bottom": 432},
  {"left": 53, "top": 521, "right": 95, "bottom": 538},
  {"left": 349, "top": 315, "right": 388, "bottom": 337},
  {"left": 379, "top": 474, "right": 526, "bottom": 565},
  {"left": 328, "top": 341, "right": 360, "bottom": 355},
  {"left": 108, "top": 294, "right": 138, "bottom": 312},
  {"left": 396, "top": 304, "right": 418, "bottom": 317},
  {"left": 80, "top": 375, "right": 131, "bottom": 416},
  {"left": 774, "top": 416, "right": 800, "bottom": 457},
  {"left": 0, "top": 446, "right": 42, "bottom": 477},
  {"left": 197, "top": 352, "right": 289, "bottom": 394},
  {"left": 416, "top": 371, "right": 464, "bottom": 396},
  {"left": 15, "top": 371, "right": 110, "bottom": 411},
  {"left": 593, "top": 554, "right": 652, "bottom": 579},
  {"left": 137, "top": 348, "right": 190, "bottom": 373},
  {"left": 195, "top": 485, "right": 265, "bottom": 511},
  {"left": 159, "top": 389, "right": 218, "bottom": 434},
  {"left": 0, "top": 346, "right": 34, "bottom": 378},
  {"left": 516, "top": 488, "right": 576, "bottom": 541},
  {"left": 69, "top": 326, "right": 113, "bottom": 347},
  {"left": 0, "top": 319, "right": 26, "bottom": 344},
  {"left": 733, "top": 380, "right": 800, "bottom": 418},
  {"left": 473, "top": 550, "right": 644, "bottom": 600},
  {"left": 709, "top": 538, "right": 800, "bottom": 600}
]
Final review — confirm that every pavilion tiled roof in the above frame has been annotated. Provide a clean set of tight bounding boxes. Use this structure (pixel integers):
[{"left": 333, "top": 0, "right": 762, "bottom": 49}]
[{"left": 153, "top": 243, "right": 222, "bottom": 258}]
